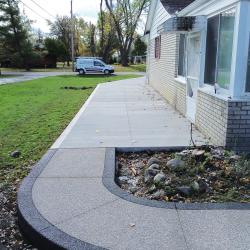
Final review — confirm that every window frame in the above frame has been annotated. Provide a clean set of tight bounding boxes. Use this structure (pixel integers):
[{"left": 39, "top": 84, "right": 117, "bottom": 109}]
[
  {"left": 177, "top": 33, "right": 187, "bottom": 78},
  {"left": 154, "top": 35, "right": 161, "bottom": 59},
  {"left": 244, "top": 34, "right": 250, "bottom": 93},
  {"left": 203, "top": 8, "right": 236, "bottom": 93}
]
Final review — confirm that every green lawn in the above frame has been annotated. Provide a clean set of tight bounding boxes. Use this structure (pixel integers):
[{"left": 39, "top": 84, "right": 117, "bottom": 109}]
[
  {"left": 0, "top": 74, "right": 138, "bottom": 184},
  {"left": 1, "top": 63, "right": 146, "bottom": 73},
  {"left": 113, "top": 64, "right": 146, "bottom": 72}
]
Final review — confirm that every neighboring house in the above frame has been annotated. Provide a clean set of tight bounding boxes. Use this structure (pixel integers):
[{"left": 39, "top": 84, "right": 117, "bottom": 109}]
[{"left": 145, "top": 0, "right": 250, "bottom": 152}]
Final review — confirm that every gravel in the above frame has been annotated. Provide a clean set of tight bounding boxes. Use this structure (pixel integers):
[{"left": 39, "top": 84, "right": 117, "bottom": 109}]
[{"left": 0, "top": 183, "right": 36, "bottom": 249}]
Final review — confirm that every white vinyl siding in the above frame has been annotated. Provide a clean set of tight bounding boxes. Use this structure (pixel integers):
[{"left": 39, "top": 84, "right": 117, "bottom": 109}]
[{"left": 150, "top": 0, "right": 170, "bottom": 39}]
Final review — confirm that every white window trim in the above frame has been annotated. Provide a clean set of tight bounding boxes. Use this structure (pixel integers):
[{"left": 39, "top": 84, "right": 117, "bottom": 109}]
[
  {"left": 177, "top": 34, "right": 187, "bottom": 79},
  {"left": 175, "top": 76, "right": 187, "bottom": 85},
  {"left": 202, "top": 7, "right": 236, "bottom": 94},
  {"left": 230, "top": 1, "right": 250, "bottom": 98},
  {"left": 199, "top": 83, "right": 230, "bottom": 101}
]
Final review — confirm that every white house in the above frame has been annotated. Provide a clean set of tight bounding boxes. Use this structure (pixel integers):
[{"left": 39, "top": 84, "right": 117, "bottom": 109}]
[{"left": 145, "top": 0, "right": 250, "bottom": 152}]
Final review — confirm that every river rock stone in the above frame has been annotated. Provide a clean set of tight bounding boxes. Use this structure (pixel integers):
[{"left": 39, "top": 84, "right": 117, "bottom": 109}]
[
  {"left": 148, "top": 184, "right": 157, "bottom": 194},
  {"left": 190, "top": 181, "right": 200, "bottom": 193},
  {"left": 118, "top": 176, "right": 129, "bottom": 184},
  {"left": 164, "top": 186, "right": 175, "bottom": 195},
  {"left": 151, "top": 189, "right": 165, "bottom": 199},
  {"left": 145, "top": 164, "right": 161, "bottom": 180},
  {"left": 190, "top": 180, "right": 208, "bottom": 194},
  {"left": 148, "top": 163, "right": 161, "bottom": 171},
  {"left": 177, "top": 186, "right": 192, "bottom": 196},
  {"left": 147, "top": 157, "right": 161, "bottom": 167},
  {"left": 10, "top": 150, "right": 21, "bottom": 158},
  {"left": 154, "top": 173, "right": 166, "bottom": 185},
  {"left": 167, "top": 159, "right": 185, "bottom": 171},
  {"left": 129, "top": 186, "right": 139, "bottom": 194},
  {"left": 192, "top": 149, "right": 205, "bottom": 157}
]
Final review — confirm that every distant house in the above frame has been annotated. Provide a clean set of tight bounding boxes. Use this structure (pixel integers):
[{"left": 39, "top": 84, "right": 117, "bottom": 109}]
[{"left": 145, "top": 0, "right": 250, "bottom": 152}]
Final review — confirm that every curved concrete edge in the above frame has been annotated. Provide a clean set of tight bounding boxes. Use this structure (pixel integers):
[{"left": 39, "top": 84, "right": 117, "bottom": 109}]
[
  {"left": 17, "top": 149, "right": 105, "bottom": 250},
  {"left": 103, "top": 147, "right": 250, "bottom": 210}
]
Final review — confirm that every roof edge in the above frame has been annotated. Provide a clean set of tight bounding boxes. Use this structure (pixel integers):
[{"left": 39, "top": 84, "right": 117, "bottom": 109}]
[
  {"left": 177, "top": 0, "right": 211, "bottom": 16},
  {"left": 145, "top": 0, "right": 159, "bottom": 34}
]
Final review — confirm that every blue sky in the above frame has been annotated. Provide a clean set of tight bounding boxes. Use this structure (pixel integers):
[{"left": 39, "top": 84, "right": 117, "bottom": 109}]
[{"left": 21, "top": 0, "right": 100, "bottom": 32}]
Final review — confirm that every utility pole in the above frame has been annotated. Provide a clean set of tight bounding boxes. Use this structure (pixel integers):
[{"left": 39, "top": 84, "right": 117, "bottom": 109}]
[{"left": 71, "top": 0, "right": 74, "bottom": 72}]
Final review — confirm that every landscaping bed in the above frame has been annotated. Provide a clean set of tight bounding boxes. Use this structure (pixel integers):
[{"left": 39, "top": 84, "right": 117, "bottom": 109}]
[{"left": 117, "top": 147, "right": 250, "bottom": 203}]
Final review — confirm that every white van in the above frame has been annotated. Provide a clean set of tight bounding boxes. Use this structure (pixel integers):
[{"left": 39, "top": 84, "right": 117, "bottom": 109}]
[{"left": 75, "top": 58, "right": 114, "bottom": 75}]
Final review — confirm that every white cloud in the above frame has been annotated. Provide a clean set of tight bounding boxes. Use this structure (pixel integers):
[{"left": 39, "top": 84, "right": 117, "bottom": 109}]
[{"left": 20, "top": 0, "right": 100, "bottom": 33}]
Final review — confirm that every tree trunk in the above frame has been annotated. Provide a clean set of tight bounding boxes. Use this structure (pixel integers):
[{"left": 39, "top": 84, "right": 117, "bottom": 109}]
[
  {"left": 120, "top": 49, "right": 129, "bottom": 66},
  {"left": 67, "top": 60, "right": 70, "bottom": 67}
]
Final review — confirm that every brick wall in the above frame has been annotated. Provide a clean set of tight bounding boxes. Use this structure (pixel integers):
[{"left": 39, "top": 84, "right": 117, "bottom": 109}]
[
  {"left": 226, "top": 101, "right": 250, "bottom": 152},
  {"left": 196, "top": 91, "right": 250, "bottom": 152},
  {"left": 196, "top": 90, "right": 228, "bottom": 146},
  {"left": 148, "top": 33, "right": 186, "bottom": 115}
]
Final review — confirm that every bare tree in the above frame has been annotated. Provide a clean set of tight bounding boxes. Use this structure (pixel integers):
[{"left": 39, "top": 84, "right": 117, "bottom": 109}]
[{"left": 104, "top": 0, "right": 149, "bottom": 66}]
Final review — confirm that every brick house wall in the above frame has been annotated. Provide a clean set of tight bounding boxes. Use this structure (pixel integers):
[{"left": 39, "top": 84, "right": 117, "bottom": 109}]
[
  {"left": 148, "top": 33, "right": 186, "bottom": 116},
  {"left": 196, "top": 90, "right": 228, "bottom": 146},
  {"left": 226, "top": 101, "right": 250, "bottom": 152}
]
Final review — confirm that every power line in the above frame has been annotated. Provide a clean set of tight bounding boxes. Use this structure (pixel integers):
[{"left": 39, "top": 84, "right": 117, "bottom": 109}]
[
  {"left": 19, "top": 0, "right": 51, "bottom": 22},
  {"left": 27, "top": 0, "right": 56, "bottom": 19}
]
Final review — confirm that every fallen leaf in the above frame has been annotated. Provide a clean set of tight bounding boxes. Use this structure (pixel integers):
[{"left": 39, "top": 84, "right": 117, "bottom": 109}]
[{"left": 131, "top": 167, "right": 137, "bottom": 176}]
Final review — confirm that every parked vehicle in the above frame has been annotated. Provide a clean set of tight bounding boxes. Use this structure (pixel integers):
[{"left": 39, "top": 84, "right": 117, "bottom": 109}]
[{"left": 75, "top": 57, "right": 114, "bottom": 75}]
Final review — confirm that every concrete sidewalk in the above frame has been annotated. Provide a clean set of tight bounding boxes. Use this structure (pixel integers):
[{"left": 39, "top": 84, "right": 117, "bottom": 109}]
[
  {"left": 18, "top": 77, "right": 250, "bottom": 250},
  {"left": 52, "top": 77, "right": 205, "bottom": 148}
]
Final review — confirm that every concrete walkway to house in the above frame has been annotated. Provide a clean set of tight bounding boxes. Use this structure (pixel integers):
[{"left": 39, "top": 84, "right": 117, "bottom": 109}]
[{"left": 18, "top": 77, "right": 250, "bottom": 250}]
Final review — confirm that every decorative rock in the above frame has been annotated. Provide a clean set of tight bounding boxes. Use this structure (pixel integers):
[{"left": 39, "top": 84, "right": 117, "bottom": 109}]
[
  {"left": 177, "top": 186, "right": 192, "bottom": 197},
  {"left": 164, "top": 186, "right": 175, "bottom": 195},
  {"left": 198, "top": 179, "right": 208, "bottom": 193},
  {"left": 151, "top": 189, "right": 165, "bottom": 199},
  {"left": 148, "top": 184, "right": 157, "bottom": 194},
  {"left": 144, "top": 171, "right": 153, "bottom": 184},
  {"left": 190, "top": 181, "right": 200, "bottom": 193},
  {"left": 127, "top": 178, "right": 139, "bottom": 186},
  {"left": 192, "top": 149, "right": 205, "bottom": 157},
  {"left": 144, "top": 164, "right": 161, "bottom": 182},
  {"left": 129, "top": 186, "right": 139, "bottom": 194},
  {"left": 175, "top": 150, "right": 191, "bottom": 158},
  {"left": 154, "top": 173, "right": 166, "bottom": 185},
  {"left": 118, "top": 176, "right": 129, "bottom": 184},
  {"left": 167, "top": 159, "right": 185, "bottom": 171},
  {"left": 10, "top": 150, "right": 21, "bottom": 158},
  {"left": 147, "top": 157, "right": 161, "bottom": 167},
  {"left": 190, "top": 180, "right": 208, "bottom": 194},
  {"left": 148, "top": 163, "right": 161, "bottom": 171}
]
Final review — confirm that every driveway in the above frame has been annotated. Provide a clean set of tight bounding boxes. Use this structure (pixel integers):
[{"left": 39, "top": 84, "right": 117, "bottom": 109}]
[{"left": 0, "top": 71, "right": 75, "bottom": 85}]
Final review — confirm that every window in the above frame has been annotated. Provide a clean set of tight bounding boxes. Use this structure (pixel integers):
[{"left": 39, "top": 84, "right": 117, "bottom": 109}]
[
  {"left": 94, "top": 61, "right": 104, "bottom": 67},
  {"left": 204, "top": 15, "right": 219, "bottom": 84},
  {"left": 155, "top": 36, "right": 161, "bottom": 59},
  {"left": 178, "top": 34, "right": 186, "bottom": 77},
  {"left": 204, "top": 9, "right": 235, "bottom": 90},
  {"left": 245, "top": 34, "right": 250, "bottom": 92}
]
